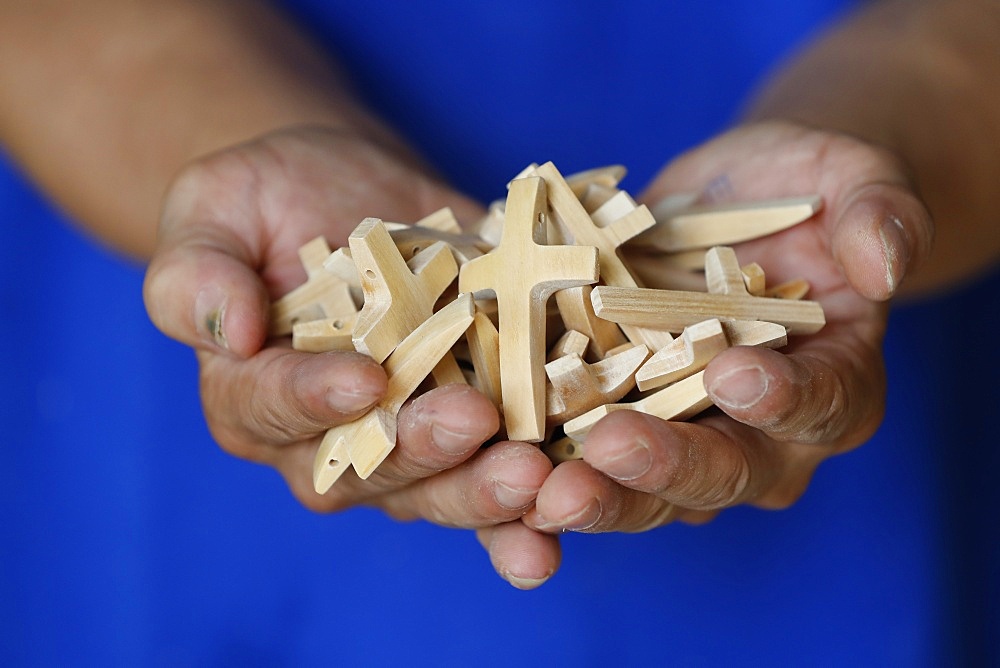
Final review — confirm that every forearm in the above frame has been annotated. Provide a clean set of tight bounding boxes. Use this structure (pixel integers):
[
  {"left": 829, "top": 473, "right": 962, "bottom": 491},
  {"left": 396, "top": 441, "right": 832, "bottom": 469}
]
[
  {"left": 0, "top": 0, "right": 402, "bottom": 259},
  {"left": 746, "top": 0, "right": 1000, "bottom": 295}
]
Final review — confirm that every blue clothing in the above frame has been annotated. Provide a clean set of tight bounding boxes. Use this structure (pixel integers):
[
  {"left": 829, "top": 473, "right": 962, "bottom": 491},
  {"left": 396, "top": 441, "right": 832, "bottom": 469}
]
[{"left": 1, "top": 2, "right": 997, "bottom": 665}]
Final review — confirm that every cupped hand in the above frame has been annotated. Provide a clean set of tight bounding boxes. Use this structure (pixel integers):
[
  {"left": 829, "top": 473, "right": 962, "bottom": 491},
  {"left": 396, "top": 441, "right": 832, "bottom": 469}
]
[
  {"left": 512, "top": 121, "right": 933, "bottom": 553},
  {"left": 143, "top": 126, "right": 552, "bottom": 564}
]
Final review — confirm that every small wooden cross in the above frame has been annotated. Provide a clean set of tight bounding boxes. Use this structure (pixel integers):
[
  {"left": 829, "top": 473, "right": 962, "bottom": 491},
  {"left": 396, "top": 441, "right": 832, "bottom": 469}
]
[
  {"left": 591, "top": 246, "right": 825, "bottom": 335},
  {"left": 348, "top": 218, "right": 465, "bottom": 386},
  {"left": 459, "top": 176, "right": 599, "bottom": 442},
  {"left": 312, "top": 294, "right": 475, "bottom": 493}
]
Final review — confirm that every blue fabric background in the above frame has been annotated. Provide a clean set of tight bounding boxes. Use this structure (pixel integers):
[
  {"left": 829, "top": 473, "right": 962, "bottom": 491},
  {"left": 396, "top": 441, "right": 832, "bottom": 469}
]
[{"left": 1, "top": 1, "right": 997, "bottom": 665}]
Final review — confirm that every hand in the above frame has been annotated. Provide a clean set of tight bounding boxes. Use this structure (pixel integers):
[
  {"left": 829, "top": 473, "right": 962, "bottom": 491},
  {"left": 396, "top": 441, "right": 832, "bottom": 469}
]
[
  {"left": 143, "top": 126, "right": 553, "bottom": 563},
  {"left": 490, "top": 121, "right": 932, "bottom": 580}
]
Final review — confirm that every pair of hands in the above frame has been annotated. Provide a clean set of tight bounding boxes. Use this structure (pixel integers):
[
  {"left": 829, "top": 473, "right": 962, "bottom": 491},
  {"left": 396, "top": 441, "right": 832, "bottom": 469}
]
[{"left": 143, "top": 122, "right": 933, "bottom": 589}]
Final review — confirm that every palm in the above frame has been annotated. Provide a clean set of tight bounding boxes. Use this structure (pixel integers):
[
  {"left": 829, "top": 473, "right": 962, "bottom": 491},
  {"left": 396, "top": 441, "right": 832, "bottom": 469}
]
[{"left": 520, "top": 121, "right": 931, "bottom": 535}]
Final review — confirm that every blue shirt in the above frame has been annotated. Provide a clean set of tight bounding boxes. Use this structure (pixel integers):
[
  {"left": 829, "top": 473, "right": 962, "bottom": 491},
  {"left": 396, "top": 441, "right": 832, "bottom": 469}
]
[{"left": 2, "top": 2, "right": 997, "bottom": 665}]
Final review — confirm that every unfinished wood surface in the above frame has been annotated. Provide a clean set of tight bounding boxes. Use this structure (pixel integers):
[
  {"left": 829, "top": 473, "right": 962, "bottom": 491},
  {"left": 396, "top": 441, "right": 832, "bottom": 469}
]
[
  {"left": 563, "top": 370, "right": 713, "bottom": 440},
  {"left": 619, "top": 251, "right": 710, "bottom": 292},
  {"left": 766, "top": 278, "right": 812, "bottom": 300},
  {"left": 635, "top": 195, "right": 823, "bottom": 252},
  {"left": 459, "top": 176, "right": 599, "bottom": 442},
  {"left": 292, "top": 313, "right": 359, "bottom": 352},
  {"left": 588, "top": 246, "right": 820, "bottom": 335},
  {"left": 533, "top": 162, "right": 673, "bottom": 351},
  {"left": 635, "top": 319, "right": 727, "bottom": 391},
  {"left": 555, "top": 286, "right": 628, "bottom": 360},
  {"left": 546, "top": 344, "right": 649, "bottom": 424},
  {"left": 389, "top": 225, "right": 487, "bottom": 266},
  {"left": 580, "top": 183, "right": 622, "bottom": 213},
  {"left": 541, "top": 435, "right": 584, "bottom": 463},
  {"left": 741, "top": 262, "right": 766, "bottom": 296},
  {"left": 415, "top": 207, "right": 462, "bottom": 234},
  {"left": 322, "top": 247, "right": 364, "bottom": 306},
  {"left": 465, "top": 310, "right": 503, "bottom": 411},
  {"left": 547, "top": 329, "right": 590, "bottom": 362},
  {"left": 312, "top": 294, "right": 475, "bottom": 493},
  {"left": 590, "top": 190, "right": 639, "bottom": 227},
  {"left": 470, "top": 200, "right": 505, "bottom": 249},
  {"left": 635, "top": 319, "right": 787, "bottom": 391},
  {"left": 591, "top": 285, "right": 825, "bottom": 335},
  {"left": 564, "top": 164, "right": 627, "bottom": 198},
  {"left": 269, "top": 237, "right": 358, "bottom": 336},
  {"left": 349, "top": 219, "right": 456, "bottom": 358},
  {"left": 705, "top": 246, "right": 750, "bottom": 296}
]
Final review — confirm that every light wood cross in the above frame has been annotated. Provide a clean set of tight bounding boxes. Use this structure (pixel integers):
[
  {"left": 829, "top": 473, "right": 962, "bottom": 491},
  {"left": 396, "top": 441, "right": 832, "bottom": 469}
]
[
  {"left": 591, "top": 246, "right": 825, "bottom": 335},
  {"left": 312, "top": 294, "right": 475, "bottom": 493},
  {"left": 545, "top": 344, "right": 649, "bottom": 424},
  {"left": 459, "top": 176, "right": 599, "bottom": 442},
  {"left": 635, "top": 318, "right": 787, "bottom": 391},
  {"left": 349, "top": 218, "right": 466, "bottom": 386}
]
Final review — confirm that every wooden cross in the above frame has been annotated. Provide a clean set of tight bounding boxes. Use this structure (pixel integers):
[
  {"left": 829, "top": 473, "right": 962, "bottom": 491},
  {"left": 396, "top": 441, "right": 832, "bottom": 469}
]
[
  {"left": 459, "top": 176, "right": 599, "bottom": 442},
  {"left": 312, "top": 294, "right": 475, "bottom": 493},
  {"left": 348, "top": 218, "right": 466, "bottom": 386},
  {"left": 545, "top": 344, "right": 649, "bottom": 424},
  {"left": 635, "top": 318, "right": 787, "bottom": 391},
  {"left": 591, "top": 246, "right": 825, "bottom": 335}
]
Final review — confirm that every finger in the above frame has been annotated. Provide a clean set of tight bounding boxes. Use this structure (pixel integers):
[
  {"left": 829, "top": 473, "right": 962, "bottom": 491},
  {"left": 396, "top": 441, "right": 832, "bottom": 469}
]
[
  {"left": 704, "top": 332, "right": 885, "bottom": 447},
  {"left": 524, "top": 459, "right": 683, "bottom": 534},
  {"left": 477, "top": 521, "right": 561, "bottom": 590},
  {"left": 199, "top": 347, "right": 387, "bottom": 458},
  {"left": 273, "top": 384, "right": 501, "bottom": 513},
  {"left": 580, "top": 411, "right": 818, "bottom": 512},
  {"left": 374, "top": 441, "right": 553, "bottom": 528},
  {"left": 829, "top": 179, "right": 933, "bottom": 301},
  {"left": 143, "top": 164, "right": 270, "bottom": 358},
  {"left": 387, "top": 384, "right": 501, "bottom": 478}
]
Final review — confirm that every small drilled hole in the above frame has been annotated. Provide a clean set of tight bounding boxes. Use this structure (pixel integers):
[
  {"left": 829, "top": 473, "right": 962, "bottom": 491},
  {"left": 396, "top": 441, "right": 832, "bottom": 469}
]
[
  {"left": 328, "top": 458, "right": 339, "bottom": 468},
  {"left": 411, "top": 245, "right": 422, "bottom": 257},
  {"left": 332, "top": 319, "right": 344, "bottom": 330},
  {"left": 364, "top": 269, "right": 376, "bottom": 280},
  {"left": 565, "top": 443, "right": 576, "bottom": 456},
  {"left": 537, "top": 212, "right": 546, "bottom": 224}
]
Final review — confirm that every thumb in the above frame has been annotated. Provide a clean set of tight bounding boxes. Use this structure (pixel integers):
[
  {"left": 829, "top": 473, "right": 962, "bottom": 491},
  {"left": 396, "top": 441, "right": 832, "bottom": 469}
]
[{"left": 143, "top": 169, "right": 269, "bottom": 358}]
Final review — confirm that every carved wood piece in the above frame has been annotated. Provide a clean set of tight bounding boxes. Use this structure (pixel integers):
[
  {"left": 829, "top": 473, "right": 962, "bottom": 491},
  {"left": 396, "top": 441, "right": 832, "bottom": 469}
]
[
  {"left": 563, "top": 370, "right": 713, "bottom": 440},
  {"left": 635, "top": 195, "right": 823, "bottom": 252},
  {"left": 546, "top": 344, "right": 650, "bottom": 424},
  {"left": 312, "top": 294, "right": 475, "bottom": 493},
  {"left": 458, "top": 176, "right": 599, "bottom": 441}
]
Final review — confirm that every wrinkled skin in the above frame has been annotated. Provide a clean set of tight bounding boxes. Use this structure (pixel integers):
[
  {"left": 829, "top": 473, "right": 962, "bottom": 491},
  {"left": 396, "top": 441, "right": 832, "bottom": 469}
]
[{"left": 144, "top": 121, "right": 933, "bottom": 589}]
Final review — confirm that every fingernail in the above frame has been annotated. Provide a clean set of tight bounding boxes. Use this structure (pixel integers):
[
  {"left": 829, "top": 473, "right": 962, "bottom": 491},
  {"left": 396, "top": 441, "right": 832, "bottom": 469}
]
[
  {"left": 431, "top": 423, "right": 477, "bottom": 455},
  {"left": 327, "top": 380, "right": 382, "bottom": 413},
  {"left": 879, "top": 216, "right": 910, "bottom": 295},
  {"left": 535, "top": 499, "right": 602, "bottom": 532},
  {"left": 195, "top": 288, "right": 228, "bottom": 349},
  {"left": 709, "top": 364, "right": 768, "bottom": 409},
  {"left": 492, "top": 480, "right": 536, "bottom": 511},
  {"left": 600, "top": 440, "right": 652, "bottom": 481},
  {"left": 504, "top": 573, "right": 550, "bottom": 590}
]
